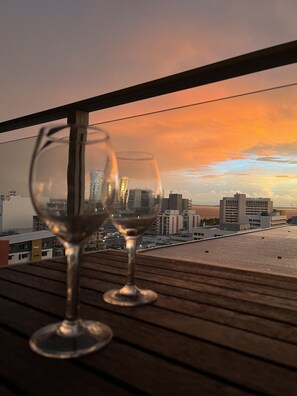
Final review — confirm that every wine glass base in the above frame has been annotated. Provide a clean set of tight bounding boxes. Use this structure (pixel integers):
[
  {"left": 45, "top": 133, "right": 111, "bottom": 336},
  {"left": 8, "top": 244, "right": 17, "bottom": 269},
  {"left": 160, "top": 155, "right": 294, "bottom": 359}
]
[
  {"left": 103, "top": 285, "right": 158, "bottom": 306},
  {"left": 29, "top": 319, "right": 112, "bottom": 359}
]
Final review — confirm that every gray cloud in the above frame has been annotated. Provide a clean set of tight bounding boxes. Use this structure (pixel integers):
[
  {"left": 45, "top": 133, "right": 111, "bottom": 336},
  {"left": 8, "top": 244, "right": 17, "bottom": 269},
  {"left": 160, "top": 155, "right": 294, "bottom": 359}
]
[
  {"left": 2, "top": 0, "right": 297, "bottom": 121},
  {"left": 256, "top": 156, "right": 297, "bottom": 164}
]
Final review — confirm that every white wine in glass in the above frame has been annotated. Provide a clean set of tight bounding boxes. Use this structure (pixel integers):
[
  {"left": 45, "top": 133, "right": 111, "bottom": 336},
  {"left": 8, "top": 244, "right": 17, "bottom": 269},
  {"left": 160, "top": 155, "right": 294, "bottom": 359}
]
[
  {"left": 29, "top": 124, "right": 118, "bottom": 358},
  {"left": 103, "top": 151, "right": 162, "bottom": 306}
]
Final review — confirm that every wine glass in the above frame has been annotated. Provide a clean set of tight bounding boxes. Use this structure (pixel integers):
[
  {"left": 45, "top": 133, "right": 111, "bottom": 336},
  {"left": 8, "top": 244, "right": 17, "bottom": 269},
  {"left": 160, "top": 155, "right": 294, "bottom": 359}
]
[
  {"left": 103, "top": 151, "right": 162, "bottom": 306},
  {"left": 29, "top": 124, "right": 118, "bottom": 358}
]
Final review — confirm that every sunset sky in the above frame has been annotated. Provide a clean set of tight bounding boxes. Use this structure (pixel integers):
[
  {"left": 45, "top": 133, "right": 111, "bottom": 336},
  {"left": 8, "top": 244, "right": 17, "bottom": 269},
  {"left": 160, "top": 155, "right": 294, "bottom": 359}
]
[{"left": 1, "top": 1, "right": 297, "bottom": 205}]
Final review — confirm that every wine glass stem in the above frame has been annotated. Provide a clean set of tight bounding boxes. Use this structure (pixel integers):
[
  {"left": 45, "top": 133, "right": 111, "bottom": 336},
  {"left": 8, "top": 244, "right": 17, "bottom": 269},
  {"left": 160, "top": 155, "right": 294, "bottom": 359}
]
[
  {"left": 126, "top": 237, "right": 137, "bottom": 286},
  {"left": 65, "top": 243, "right": 82, "bottom": 322}
]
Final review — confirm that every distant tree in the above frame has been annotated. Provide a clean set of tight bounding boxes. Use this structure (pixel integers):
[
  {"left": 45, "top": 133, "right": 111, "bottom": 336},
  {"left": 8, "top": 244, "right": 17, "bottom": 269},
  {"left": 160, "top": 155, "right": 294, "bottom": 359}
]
[{"left": 200, "top": 217, "right": 220, "bottom": 226}]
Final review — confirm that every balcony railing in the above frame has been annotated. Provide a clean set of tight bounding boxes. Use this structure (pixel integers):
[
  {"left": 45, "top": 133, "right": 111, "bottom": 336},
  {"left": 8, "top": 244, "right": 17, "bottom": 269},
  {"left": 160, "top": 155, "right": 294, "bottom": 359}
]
[
  {"left": 1, "top": 40, "right": 297, "bottom": 133},
  {"left": 1, "top": 40, "right": 297, "bottom": 269}
]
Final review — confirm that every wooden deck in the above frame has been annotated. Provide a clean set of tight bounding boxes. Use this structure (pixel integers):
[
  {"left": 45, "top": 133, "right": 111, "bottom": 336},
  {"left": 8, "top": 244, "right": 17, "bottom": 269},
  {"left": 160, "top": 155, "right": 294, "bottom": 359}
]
[{"left": 1, "top": 250, "right": 297, "bottom": 395}]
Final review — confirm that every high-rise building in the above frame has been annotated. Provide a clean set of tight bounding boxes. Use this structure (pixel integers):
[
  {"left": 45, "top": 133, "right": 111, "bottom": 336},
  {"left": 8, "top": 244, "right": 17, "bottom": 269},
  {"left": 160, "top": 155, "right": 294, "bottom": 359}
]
[
  {"left": 182, "top": 198, "right": 192, "bottom": 211},
  {"left": 182, "top": 210, "right": 201, "bottom": 233},
  {"left": 220, "top": 193, "right": 273, "bottom": 224},
  {"left": 161, "top": 197, "right": 169, "bottom": 212},
  {"left": 168, "top": 193, "right": 183, "bottom": 213},
  {"left": 89, "top": 170, "right": 104, "bottom": 202},
  {"left": 128, "top": 189, "right": 153, "bottom": 209},
  {"left": 161, "top": 194, "right": 192, "bottom": 215},
  {"left": 118, "top": 176, "right": 129, "bottom": 204},
  {"left": 157, "top": 210, "right": 183, "bottom": 235}
]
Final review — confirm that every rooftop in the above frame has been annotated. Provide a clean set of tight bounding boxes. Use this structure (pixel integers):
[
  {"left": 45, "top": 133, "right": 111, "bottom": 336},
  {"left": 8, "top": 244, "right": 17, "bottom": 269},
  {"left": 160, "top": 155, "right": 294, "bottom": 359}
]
[
  {"left": 142, "top": 225, "right": 297, "bottom": 277},
  {"left": 0, "top": 230, "right": 54, "bottom": 244}
]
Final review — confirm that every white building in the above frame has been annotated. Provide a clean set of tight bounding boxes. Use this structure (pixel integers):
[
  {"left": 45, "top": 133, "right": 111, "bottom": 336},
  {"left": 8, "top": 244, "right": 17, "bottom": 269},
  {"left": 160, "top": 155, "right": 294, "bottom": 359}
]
[
  {"left": 219, "top": 192, "right": 287, "bottom": 230},
  {"left": 128, "top": 189, "right": 154, "bottom": 209},
  {"left": 220, "top": 193, "right": 273, "bottom": 224},
  {"left": 157, "top": 210, "right": 183, "bottom": 235},
  {"left": 0, "top": 194, "right": 36, "bottom": 233},
  {"left": 247, "top": 213, "right": 287, "bottom": 228},
  {"left": 193, "top": 226, "right": 239, "bottom": 240},
  {"left": 89, "top": 170, "right": 104, "bottom": 202},
  {"left": 0, "top": 230, "right": 54, "bottom": 266},
  {"left": 182, "top": 210, "right": 201, "bottom": 233}
]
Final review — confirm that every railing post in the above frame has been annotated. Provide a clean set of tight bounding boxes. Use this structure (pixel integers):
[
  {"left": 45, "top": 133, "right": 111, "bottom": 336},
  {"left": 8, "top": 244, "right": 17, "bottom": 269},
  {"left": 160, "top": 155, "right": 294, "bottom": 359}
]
[
  {"left": 66, "top": 110, "right": 89, "bottom": 217},
  {"left": 67, "top": 110, "right": 89, "bottom": 126}
]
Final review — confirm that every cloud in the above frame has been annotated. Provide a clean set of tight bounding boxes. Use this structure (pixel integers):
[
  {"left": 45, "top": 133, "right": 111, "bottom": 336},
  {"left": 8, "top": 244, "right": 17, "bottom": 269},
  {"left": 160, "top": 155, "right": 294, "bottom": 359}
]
[
  {"left": 256, "top": 156, "right": 297, "bottom": 164},
  {"left": 256, "top": 156, "right": 290, "bottom": 163},
  {"left": 197, "top": 172, "right": 252, "bottom": 179},
  {"left": 275, "top": 175, "right": 297, "bottom": 179},
  {"left": 101, "top": 85, "right": 297, "bottom": 177},
  {"left": 199, "top": 174, "right": 223, "bottom": 179},
  {"left": 246, "top": 142, "right": 297, "bottom": 157}
]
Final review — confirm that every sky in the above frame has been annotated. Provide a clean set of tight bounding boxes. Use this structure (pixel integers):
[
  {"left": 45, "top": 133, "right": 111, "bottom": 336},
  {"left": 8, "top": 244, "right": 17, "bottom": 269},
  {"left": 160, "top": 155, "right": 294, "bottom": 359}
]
[{"left": 1, "top": 0, "right": 297, "bottom": 205}]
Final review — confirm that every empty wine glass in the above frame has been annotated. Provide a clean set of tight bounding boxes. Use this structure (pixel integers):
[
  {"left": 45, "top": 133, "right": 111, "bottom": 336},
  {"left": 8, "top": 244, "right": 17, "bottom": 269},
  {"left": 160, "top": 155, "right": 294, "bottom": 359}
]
[
  {"left": 29, "top": 124, "right": 118, "bottom": 358},
  {"left": 103, "top": 151, "right": 162, "bottom": 306}
]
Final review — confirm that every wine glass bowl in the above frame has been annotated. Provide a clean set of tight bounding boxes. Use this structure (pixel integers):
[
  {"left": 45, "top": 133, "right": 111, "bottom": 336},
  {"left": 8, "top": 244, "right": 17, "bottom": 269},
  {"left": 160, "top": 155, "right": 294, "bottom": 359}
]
[
  {"left": 30, "top": 126, "right": 116, "bottom": 244},
  {"left": 29, "top": 124, "right": 117, "bottom": 358},
  {"left": 103, "top": 151, "right": 162, "bottom": 306}
]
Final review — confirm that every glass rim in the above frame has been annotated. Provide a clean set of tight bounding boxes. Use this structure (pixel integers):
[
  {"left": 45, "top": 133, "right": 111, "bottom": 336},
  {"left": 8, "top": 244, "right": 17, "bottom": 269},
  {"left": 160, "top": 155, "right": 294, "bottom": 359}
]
[
  {"left": 116, "top": 151, "right": 154, "bottom": 161},
  {"left": 40, "top": 124, "right": 109, "bottom": 144}
]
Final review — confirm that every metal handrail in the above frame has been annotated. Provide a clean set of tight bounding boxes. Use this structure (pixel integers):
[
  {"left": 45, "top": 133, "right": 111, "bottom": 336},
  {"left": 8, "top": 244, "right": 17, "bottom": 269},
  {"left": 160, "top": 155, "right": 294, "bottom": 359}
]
[{"left": 1, "top": 40, "right": 297, "bottom": 133}]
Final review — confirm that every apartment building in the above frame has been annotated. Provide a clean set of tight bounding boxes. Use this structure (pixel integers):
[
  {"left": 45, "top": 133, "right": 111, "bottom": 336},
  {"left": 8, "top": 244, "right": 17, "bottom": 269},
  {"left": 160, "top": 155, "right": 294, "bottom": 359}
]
[
  {"left": 220, "top": 193, "right": 287, "bottom": 230},
  {"left": 161, "top": 193, "right": 192, "bottom": 214},
  {"left": 157, "top": 209, "right": 200, "bottom": 235},
  {"left": 220, "top": 193, "right": 273, "bottom": 224},
  {"left": 157, "top": 210, "right": 183, "bottom": 235},
  {"left": 0, "top": 230, "right": 55, "bottom": 266},
  {"left": 182, "top": 210, "right": 201, "bottom": 233}
]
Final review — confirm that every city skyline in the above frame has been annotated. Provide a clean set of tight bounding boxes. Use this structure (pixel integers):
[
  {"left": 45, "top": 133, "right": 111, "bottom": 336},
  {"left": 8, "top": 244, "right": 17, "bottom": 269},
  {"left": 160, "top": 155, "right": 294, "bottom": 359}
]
[{"left": 1, "top": 2, "right": 297, "bottom": 205}]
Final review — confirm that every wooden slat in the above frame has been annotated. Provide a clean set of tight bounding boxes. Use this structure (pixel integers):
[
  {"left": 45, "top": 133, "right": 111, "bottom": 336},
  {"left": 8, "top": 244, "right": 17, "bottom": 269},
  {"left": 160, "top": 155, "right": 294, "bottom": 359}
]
[
  {"left": 1, "top": 266, "right": 296, "bottom": 392},
  {"left": 0, "top": 297, "right": 247, "bottom": 395},
  {"left": 2, "top": 251, "right": 297, "bottom": 395},
  {"left": 80, "top": 253, "right": 297, "bottom": 300},
  {"left": 32, "top": 253, "right": 297, "bottom": 303},
  {"left": 27, "top": 257, "right": 297, "bottom": 315},
  {"left": 9, "top": 259, "right": 297, "bottom": 349},
  {"left": 9, "top": 258, "right": 297, "bottom": 336},
  {"left": 0, "top": 326, "right": 130, "bottom": 396},
  {"left": 9, "top": 261, "right": 297, "bottom": 346},
  {"left": 101, "top": 250, "right": 297, "bottom": 289}
]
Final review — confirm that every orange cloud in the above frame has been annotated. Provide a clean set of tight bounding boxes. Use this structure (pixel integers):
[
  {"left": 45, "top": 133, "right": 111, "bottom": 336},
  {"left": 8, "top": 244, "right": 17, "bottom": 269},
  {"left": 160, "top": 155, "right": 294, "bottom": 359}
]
[{"left": 92, "top": 82, "right": 297, "bottom": 179}]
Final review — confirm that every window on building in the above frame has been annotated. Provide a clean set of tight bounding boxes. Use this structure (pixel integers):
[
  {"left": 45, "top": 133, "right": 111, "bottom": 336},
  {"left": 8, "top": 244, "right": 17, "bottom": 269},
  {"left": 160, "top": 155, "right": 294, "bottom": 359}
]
[{"left": 42, "top": 251, "right": 48, "bottom": 257}]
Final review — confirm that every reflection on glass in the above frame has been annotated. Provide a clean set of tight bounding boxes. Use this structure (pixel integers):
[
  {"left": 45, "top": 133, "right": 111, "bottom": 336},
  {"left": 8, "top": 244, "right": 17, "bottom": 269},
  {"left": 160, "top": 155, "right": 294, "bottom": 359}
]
[
  {"left": 104, "top": 151, "right": 162, "bottom": 306},
  {"left": 29, "top": 124, "right": 117, "bottom": 358}
]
